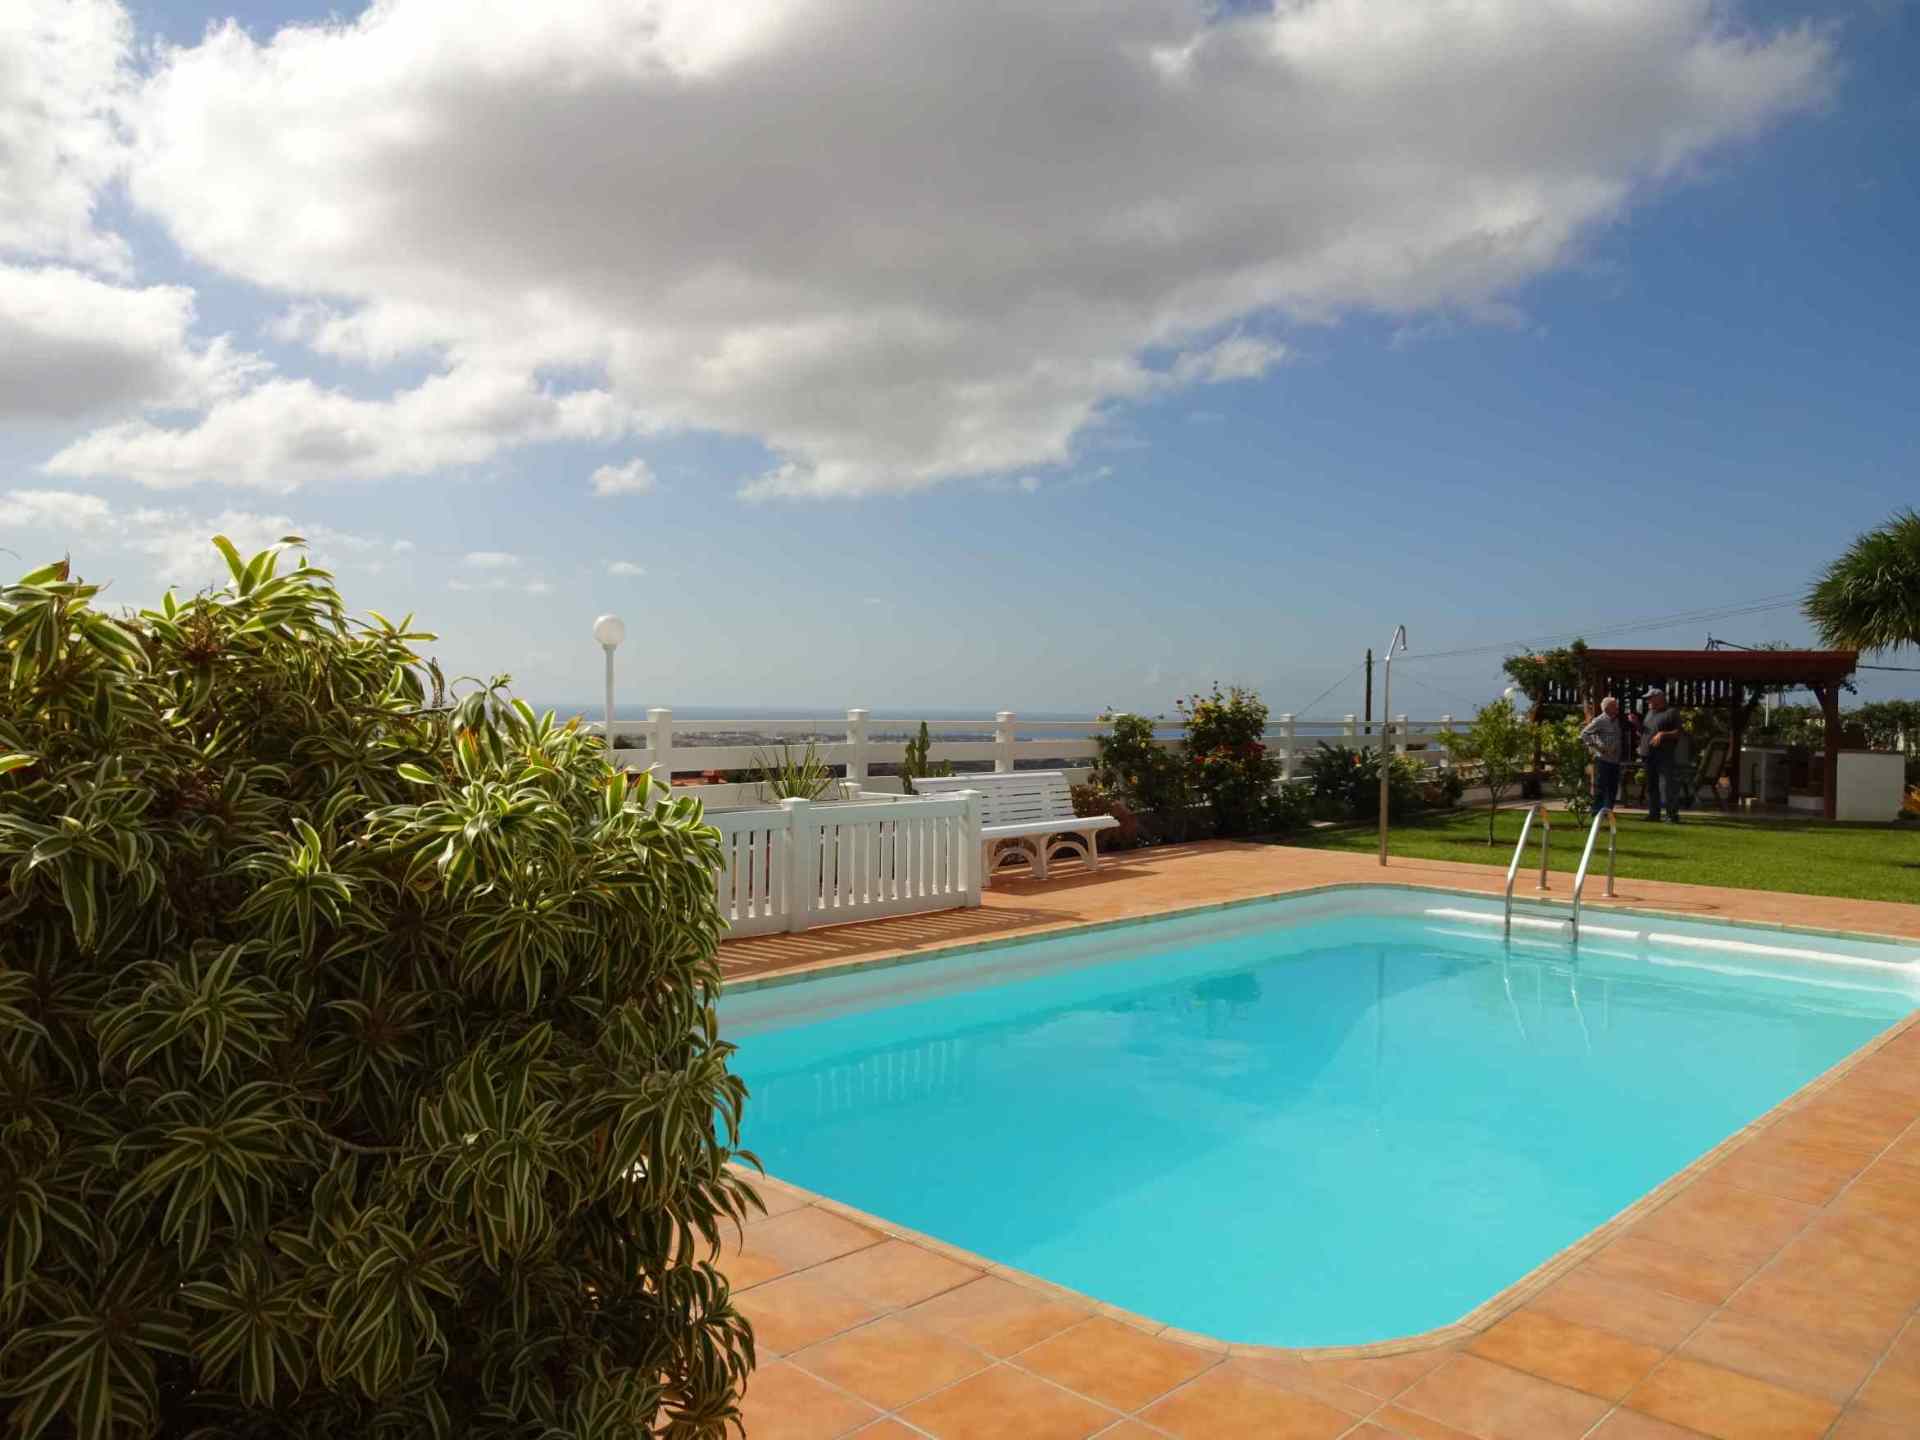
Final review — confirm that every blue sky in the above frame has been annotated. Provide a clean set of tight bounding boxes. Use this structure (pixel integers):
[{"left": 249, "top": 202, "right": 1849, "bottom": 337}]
[{"left": 3, "top": 0, "right": 1916, "bottom": 719}]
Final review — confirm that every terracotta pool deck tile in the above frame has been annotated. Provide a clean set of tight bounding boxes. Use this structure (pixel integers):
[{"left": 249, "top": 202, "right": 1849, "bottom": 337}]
[
  {"left": 1466, "top": 1309, "right": 1665, "bottom": 1400},
  {"left": 1626, "top": 1356, "right": 1840, "bottom": 1440},
  {"left": 1304, "top": 1346, "right": 1451, "bottom": 1400},
  {"left": 1088, "top": 1424, "right": 1170, "bottom": 1440},
  {"left": 1223, "top": 1353, "right": 1377, "bottom": 1417},
  {"left": 1585, "top": 1413, "right": 1713, "bottom": 1439},
  {"left": 1577, "top": 1235, "right": 1759, "bottom": 1308},
  {"left": 1830, "top": 1412, "right": 1913, "bottom": 1440},
  {"left": 1136, "top": 1365, "right": 1357, "bottom": 1439},
  {"left": 1676, "top": 1307, "right": 1885, "bottom": 1404},
  {"left": 1760, "top": 1215, "right": 1920, "bottom": 1311},
  {"left": 1524, "top": 1271, "right": 1713, "bottom": 1350},
  {"left": 806, "top": 1240, "right": 982, "bottom": 1312},
  {"left": 1706, "top": 1153, "right": 1854, "bottom": 1207},
  {"left": 738, "top": 1358, "right": 882, "bottom": 1440},
  {"left": 1852, "top": 1321, "right": 1920, "bottom": 1421},
  {"left": 901, "top": 1275, "right": 1090, "bottom": 1356},
  {"left": 748, "top": 1173, "right": 819, "bottom": 1219},
  {"left": 1721, "top": 1270, "right": 1911, "bottom": 1356},
  {"left": 1829, "top": 1174, "right": 1920, "bottom": 1235},
  {"left": 790, "top": 1315, "right": 990, "bottom": 1412},
  {"left": 733, "top": 1269, "right": 885, "bottom": 1356},
  {"left": 1015, "top": 1317, "right": 1220, "bottom": 1413},
  {"left": 898, "top": 1364, "right": 1116, "bottom": 1440},
  {"left": 846, "top": 1423, "right": 925, "bottom": 1439},
  {"left": 735, "top": 1207, "right": 888, "bottom": 1282},
  {"left": 1369, "top": 1403, "right": 1482, "bottom": 1440},
  {"left": 1626, "top": 1181, "right": 1818, "bottom": 1264},
  {"left": 1396, "top": 1353, "right": 1611, "bottom": 1440}
]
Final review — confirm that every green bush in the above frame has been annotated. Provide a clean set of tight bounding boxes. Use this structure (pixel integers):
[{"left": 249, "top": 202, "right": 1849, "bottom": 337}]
[
  {"left": 0, "top": 543, "right": 757, "bottom": 1439},
  {"left": 1299, "top": 744, "right": 1428, "bottom": 822},
  {"left": 1178, "top": 685, "right": 1279, "bottom": 837},
  {"left": 1091, "top": 712, "right": 1192, "bottom": 835}
]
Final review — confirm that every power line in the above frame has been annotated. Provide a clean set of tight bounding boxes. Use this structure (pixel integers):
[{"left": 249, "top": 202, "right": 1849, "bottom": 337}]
[
  {"left": 1292, "top": 663, "right": 1361, "bottom": 717},
  {"left": 1399, "top": 593, "right": 1804, "bottom": 664}
]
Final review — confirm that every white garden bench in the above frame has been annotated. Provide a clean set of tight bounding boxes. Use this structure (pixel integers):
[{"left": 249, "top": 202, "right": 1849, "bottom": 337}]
[{"left": 906, "top": 771, "right": 1117, "bottom": 884}]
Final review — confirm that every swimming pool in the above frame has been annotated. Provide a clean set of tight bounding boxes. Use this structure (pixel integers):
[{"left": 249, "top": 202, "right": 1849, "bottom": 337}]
[{"left": 719, "top": 886, "right": 1920, "bottom": 1347}]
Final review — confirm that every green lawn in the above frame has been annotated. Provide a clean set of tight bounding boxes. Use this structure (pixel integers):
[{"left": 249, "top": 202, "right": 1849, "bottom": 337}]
[{"left": 1283, "top": 807, "right": 1920, "bottom": 903}]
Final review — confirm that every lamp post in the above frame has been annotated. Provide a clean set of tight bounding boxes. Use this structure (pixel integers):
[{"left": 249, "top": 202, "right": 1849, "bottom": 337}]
[
  {"left": 592, "top": 614, "right": 626, "bottom": 759},
  {"left": 1378, "top": 624, "right": 1408, "bottom": 866}
]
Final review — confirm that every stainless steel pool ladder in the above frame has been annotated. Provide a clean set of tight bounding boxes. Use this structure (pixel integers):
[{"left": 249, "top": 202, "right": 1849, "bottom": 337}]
[
  {"left": 1569, "top": 807, "right": 1618, "bottom": 944},
  {"left": 1501, "top": 803, "right": 1551, "bottom": 939}
]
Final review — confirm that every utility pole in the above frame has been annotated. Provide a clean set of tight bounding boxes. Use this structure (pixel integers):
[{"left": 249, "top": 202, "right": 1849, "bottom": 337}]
[{"left": 1363, "top": 648, "right": 1373, "bottom": 736}]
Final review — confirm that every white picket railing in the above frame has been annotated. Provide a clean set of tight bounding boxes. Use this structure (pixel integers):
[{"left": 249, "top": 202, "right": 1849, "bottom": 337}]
[
  {"left": 709, "top": 792, "right": 982, "bottom": 936},
  {"left": 601, "top": 708, "right": 1459, "bottom": 811}
]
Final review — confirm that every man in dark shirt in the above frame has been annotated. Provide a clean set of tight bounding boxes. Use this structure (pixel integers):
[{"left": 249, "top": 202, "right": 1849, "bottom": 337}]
[{"left": 1640, "top": 688, "right": 1684, "bottom": 823}]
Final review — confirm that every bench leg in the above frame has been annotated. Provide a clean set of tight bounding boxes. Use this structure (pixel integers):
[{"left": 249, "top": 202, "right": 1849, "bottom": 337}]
[
  {"left": 1084, "top": 829, "right": 1101, "bottom": 872},
  {"left": 980, "top": 840, "right": 993, "bottom": 890},
  {"left": 1031, "top": 838, "right": 1048, "bottom": 880}
]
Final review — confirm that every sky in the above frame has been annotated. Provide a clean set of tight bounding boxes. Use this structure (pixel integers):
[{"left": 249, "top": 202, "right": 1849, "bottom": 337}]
[{"left": 2, "top": 0, "right": 1916, "bottom": 719}]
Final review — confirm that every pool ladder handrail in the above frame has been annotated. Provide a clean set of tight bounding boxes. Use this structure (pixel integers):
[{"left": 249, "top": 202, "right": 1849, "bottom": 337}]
[
  {"left": 1569, "top": 807, "right": 1619, "bottom": 944},
  {"left": 1501, "top": 803, "right": 1551, "bottom": 939}
]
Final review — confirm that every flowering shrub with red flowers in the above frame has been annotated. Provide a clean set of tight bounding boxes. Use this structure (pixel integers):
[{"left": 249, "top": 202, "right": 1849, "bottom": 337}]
[{"left": 1179, "top": 684, "right": 1282, "bottom": 836}]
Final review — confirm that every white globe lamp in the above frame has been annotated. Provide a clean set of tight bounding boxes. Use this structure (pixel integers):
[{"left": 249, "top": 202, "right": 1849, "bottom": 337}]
[{"left": 593, "top": 614, "right": 626, "bottom": 755}]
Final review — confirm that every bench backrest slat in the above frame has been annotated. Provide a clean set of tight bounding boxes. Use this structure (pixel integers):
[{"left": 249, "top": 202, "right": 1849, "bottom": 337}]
[{"left": 911, "top": 771, "right": 1079, "bottom": 826}]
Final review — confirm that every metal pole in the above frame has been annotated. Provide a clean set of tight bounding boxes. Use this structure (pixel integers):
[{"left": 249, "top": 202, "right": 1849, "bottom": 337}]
[
  {"left": 1363, "top": 648, "right": 1373, "bottom": 736},
  {"left": 1378, "top": 625, "right": 1407, "bottom": 865},
  {"left": 603, "top": 646, "right": 616, "bottom": 741}
]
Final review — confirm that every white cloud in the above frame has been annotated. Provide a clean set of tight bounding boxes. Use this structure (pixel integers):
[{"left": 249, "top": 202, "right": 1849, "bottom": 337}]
[
  {"left": 0, "top": 0, "right": 133, "bottom": 274},
  {"left": 0, "top": 265, "right": 266, "bottom": 423},
  {"left": 0, "top": 488, "right": 409, "bottom": 587},
  {"left": 0, "top": 488, "right": 116, "bottom": 530},
  {"left": 463, "top": 551, "right": 519, "bottom": 569},
  {"left": 56, "top": 0, "right": 1832, "bottom": 496},
  {"left": 1170, "top": 336, "right": 1287, "bottom": 385},
  {"left": 45, "top": 366, "right": 633, "bottom": 489},
  {"left": 591, "top": 458, "right": 656, "bottom": 496},
  {"left": 607, "top": 560, "right": 645, "bottom": 576}
]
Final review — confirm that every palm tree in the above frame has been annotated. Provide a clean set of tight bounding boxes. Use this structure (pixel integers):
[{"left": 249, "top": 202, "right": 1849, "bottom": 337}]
[{"left": 1807, "top": 509, "right": 1920, "bottom": 653}]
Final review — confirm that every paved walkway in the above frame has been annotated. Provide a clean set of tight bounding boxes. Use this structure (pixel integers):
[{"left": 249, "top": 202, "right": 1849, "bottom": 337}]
[{"left": 719, "top": 842, "right": 1920, "bottom": 1440}]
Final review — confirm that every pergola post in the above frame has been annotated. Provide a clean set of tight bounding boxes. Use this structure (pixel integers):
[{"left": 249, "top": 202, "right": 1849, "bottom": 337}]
[
  {"left": 1727, "top": 691, "right": 1744, "bottom": 806},
  {"left": 1816, "top": 684, "right": 1841, "bottom": 821}
]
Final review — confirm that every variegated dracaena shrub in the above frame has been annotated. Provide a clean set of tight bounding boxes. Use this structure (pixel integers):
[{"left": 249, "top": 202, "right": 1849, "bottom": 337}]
[{"left": 0, "top": 540, "right": 760, "bottom": 1439}]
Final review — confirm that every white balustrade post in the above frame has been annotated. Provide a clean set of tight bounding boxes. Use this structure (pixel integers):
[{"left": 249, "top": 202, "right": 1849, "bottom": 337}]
[
  {"left": 1278, "top": 713, "right": 1296, "bottom": 782},
  {"left": 959, "top": 791, "right": 984, "bottom": 906},
  {"left": 845, "top": 708, "right": 870, "bottom": 786},
  {"left": 780, "top": 797, "right": 814, "bottom": 933},
  {"left": 647, "top": 707, "right": 673, "bottom": 790},
  {"left": 1344, "top": 713, "right": 1358, "bottom": 747},
  {"left": 1395, "top": 714, "right": 1409, "bottom": 756},
  {"left": 994, "top": 711, "right": 1016, "bottom": 773},
  {"left": 1438, "top": 714, "right": 1454, "bottom": 771}
]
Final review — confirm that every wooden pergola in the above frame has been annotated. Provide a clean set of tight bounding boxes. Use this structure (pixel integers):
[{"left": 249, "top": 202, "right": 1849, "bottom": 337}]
[{"left": 1539, "top": 648, "right": 1860, "bottom": 819}]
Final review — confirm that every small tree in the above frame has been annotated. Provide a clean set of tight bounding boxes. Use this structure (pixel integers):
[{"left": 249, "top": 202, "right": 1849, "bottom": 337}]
[
  {"left": 0, "top": 542, "right": 757, "bottom": 1439},
  {"left": 1542, "top": 715, "right": 1594, "bottom": 825},
  {"left": 1179, "top": 685, "right": 1280, "bottom": 837},
  {"left": 1438, "top": 699, "right": 1532, "bottom": 843}
]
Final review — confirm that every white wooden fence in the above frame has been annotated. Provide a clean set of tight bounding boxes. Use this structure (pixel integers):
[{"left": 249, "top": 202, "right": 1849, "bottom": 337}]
[
  {"left": 709, "top": 793, "right": 982, "bottom": 936},
  {"left": 600, "top": 709, "right": 1459, "bottom": 811}
]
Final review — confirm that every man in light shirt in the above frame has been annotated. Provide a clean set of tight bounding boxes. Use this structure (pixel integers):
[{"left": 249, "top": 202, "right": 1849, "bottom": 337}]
[{"left": 1580, "top": 696, "right": 1624, "bottom": 813}]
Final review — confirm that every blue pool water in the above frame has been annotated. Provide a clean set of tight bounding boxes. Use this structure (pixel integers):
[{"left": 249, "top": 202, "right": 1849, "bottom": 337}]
[{"left": 720, "top": 888, "right": 1920, "bottom": 1346}]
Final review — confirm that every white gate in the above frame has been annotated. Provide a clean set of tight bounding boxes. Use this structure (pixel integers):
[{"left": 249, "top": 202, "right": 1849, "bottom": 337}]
[{"left": 709, "top": 793, "right": 981, "bottom": 936}]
